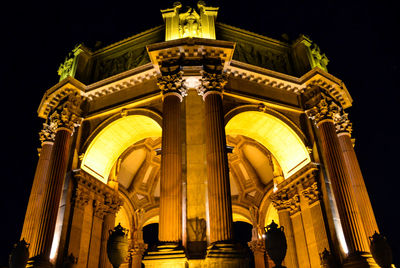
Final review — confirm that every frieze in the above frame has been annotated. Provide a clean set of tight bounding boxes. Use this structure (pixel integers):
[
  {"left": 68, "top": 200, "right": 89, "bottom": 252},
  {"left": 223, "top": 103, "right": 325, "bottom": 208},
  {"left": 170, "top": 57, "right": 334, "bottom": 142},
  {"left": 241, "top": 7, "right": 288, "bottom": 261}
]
[
  {"left": 94, "top": 46, "right": 150, "bottom": 81},
  {"left": 233, "top": 42, "right": 289, "bottom": 74}
]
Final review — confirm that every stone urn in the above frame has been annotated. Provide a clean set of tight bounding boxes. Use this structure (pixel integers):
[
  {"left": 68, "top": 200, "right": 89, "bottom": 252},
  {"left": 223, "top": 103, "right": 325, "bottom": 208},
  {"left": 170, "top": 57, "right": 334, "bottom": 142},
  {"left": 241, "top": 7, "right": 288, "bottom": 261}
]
[
  {"left": 107, "top": 223, "right": 129, "bottom": 268},
  {"left": 369, "top": 232, "right": 393, "bottom": 268},
  {"left": 9, "top": 239, "right": 29, "bottom": 268},
  {"left": 264, "top": 221, "right": 287, "bottom": 268}
]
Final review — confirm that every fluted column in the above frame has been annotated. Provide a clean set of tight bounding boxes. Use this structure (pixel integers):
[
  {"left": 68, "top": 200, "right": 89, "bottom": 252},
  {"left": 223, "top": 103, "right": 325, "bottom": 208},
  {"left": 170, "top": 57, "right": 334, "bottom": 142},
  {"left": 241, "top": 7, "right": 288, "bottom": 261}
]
[
  {"left": 28, "top": 92, "right": 82, "bottom": 267},
  {"left": 198, "top": 70, "right": 233, "bottom": 244},
  {"left": 306, "top": 93, "right": 370, "bottom": 261},
  {"left": 335, "top": 113, "right": 379, "bottom": 240},
  {"left": 157, "top": 72, "right": 186, "bottom": 243},
  {"left": 271, "top": 196, "right": 299, "bottom": 268},
  {"left": 21, "top": 122, "right": 56, "bottom": 256},
  {"left": 99, "top": 194, "right": 122, "bottom": 268}
]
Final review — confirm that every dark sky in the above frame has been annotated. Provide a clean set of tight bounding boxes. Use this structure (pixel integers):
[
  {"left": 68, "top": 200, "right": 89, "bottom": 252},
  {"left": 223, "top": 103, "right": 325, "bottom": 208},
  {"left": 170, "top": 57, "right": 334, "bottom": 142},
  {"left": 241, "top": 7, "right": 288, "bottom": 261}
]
[{"left": 1, "top": 0, "right": 399, "bottom": 266}]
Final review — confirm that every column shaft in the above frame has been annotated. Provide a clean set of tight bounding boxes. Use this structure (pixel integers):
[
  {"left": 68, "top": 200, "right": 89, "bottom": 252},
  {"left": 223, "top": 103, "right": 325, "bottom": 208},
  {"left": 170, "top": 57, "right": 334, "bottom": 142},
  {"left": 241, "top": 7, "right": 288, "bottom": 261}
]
[
  {"left": 277, "top": 210, "right": 298, "bottom": 268},
  {"left": 159, "top": 94, "right": 182, "bottom": 242},
  {"left": 99, "top": 213, "right": 116, "bottom": 268},
  {"left": 318, "top": 121, "right": 369, "bottom": 254},
  {"left": 338, "top": 133, "right": 379, "bottom": 240},
  {"left": 32, "top": 128, "right": 72, "bottom": 259},
  {"left": 204, "top": 92, "right": 233, "bottom": 243},
  {"left": 20, "top": 142, "right": 53, "bottom": 256}
]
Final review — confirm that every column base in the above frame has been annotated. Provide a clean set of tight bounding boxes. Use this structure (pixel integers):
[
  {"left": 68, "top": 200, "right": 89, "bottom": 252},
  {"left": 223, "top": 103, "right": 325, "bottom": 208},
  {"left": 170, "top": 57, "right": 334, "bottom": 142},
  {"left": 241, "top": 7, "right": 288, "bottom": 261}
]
[
  {"left": 26, "top": 255, "right": 53, "bottom": 268},
  {"left": 142, "top": 242, "right": 187, "bottom": 268},
  {"left": 205, "top": 241, "right": 249, "bottom": 268},
  {"left": 343, "top": 252, "right": 380, "bottom": 268}
]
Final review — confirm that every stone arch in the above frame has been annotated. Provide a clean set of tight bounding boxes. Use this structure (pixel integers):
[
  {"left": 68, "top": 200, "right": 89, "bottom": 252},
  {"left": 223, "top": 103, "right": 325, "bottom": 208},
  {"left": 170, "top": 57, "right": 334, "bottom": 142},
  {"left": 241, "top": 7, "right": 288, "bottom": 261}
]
[
  {"left": 80, "top": 109, "right": 162, "bottom": 183},
  {"left": 225, "top": 107, "right": 310, "bottom": 178}
]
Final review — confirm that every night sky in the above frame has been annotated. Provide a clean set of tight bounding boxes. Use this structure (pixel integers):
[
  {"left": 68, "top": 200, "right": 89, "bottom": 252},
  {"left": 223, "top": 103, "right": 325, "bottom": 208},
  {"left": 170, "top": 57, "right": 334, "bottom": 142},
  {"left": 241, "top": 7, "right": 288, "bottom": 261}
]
[{"left": 1, "top": 0, "right": 399, "bottom": 266}]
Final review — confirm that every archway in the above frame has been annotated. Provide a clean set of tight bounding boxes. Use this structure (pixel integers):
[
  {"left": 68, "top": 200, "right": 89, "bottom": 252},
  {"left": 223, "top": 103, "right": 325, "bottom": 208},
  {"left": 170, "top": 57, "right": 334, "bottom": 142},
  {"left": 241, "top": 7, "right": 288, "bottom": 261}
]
[
  {"left": 81, "top": 113, "right": 162, "bottom": 183},
  {"left": 225, "top": 111, "right": 310, "bottom": 178}
]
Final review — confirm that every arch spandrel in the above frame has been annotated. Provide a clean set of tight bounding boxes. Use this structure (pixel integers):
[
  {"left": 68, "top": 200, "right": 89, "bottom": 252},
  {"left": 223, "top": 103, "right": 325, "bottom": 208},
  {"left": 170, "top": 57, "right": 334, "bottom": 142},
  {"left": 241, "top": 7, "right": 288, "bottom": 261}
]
[
  {"left": 225, "top": 111, "right": 310, "bottom": 178},
  {"left": 81, "top": 114, "right": 162, "bottom": 183}
]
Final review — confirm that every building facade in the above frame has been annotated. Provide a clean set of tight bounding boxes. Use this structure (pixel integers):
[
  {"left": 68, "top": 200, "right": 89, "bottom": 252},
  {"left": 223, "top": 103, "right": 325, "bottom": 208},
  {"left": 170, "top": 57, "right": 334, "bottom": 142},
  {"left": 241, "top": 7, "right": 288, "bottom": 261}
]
[{"left": 20, "top": 2, "right": 382, "bottom": 267}]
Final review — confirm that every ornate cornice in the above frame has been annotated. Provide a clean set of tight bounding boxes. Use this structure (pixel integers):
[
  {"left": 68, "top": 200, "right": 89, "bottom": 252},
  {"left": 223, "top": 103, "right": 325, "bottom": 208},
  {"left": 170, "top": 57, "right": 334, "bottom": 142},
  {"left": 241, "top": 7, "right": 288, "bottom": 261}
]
[
  {"left": 226, "top": 61, "right": 352, "bottom": 109},
  {"left": 271, "top": 163, "right": 321, "bottom": 212},
  {"left": 73, "top": 170, "right": 123, "bottom": 216}
]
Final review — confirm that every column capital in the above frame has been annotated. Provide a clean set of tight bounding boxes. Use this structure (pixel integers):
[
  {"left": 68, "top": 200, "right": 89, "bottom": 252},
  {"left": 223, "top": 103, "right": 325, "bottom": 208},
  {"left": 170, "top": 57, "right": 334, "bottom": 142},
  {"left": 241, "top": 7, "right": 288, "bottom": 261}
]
[
  {"left": 157, "top": 71, "right": 187, "bottom": 100},
  {"left": 271, "top": 193, "right": 300, "bottom": 215},
  {"left": 38, "top": 121, "right": 57, "bottom": 145},
  {"left": 334, "top": 111, "right": 353, "bottom": 135},
  {"left": 301, "top": 181, "right": 321, "bottom": 205},
  {"left": 71, "top": 185, "right": 91, "bottom": 209},
  {"left": 198, "top": 70, "right": 228, "bottom": 98},
  {"left": 248, "top": 239, "right": 265, "bottom": 253},
  {"left": 49, "top": 92, "right": 83, "bottom": 132},
  {"left": 305, "top": 93, "right": 341, "bottom": 126}
]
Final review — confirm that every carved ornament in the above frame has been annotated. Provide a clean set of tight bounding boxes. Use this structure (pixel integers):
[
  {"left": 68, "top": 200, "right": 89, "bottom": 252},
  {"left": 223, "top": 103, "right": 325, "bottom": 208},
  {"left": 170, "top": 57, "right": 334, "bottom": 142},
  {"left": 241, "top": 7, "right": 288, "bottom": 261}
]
[
  {"left": 305, "top": 93, "right": 341, "bottom": 125},
  {"left": 248, "top": 239, "right": 265, "bottom": 253},
  {"left": 157, "top": 71, "right": 187, "bottom": 99},
  {"left": 301, "top": 182, "right": 321, "bottom": 205},
  {"left": 198, "top": 71, "right": 227, "bottom": 97},
  {"left": 93, "top": 198, "right": 106, "bottom": 218},
  {"left": 38, "top": 121, "right": 57, "bottom": 144},
  {"left": 334, "top": 111, "right": 353, "bottom": 135},
  {"left": 71, "top": 185, "right": 91, "bottom": 209},
  {"left": 49, "top": 92, "right": 83, "bottom": 131}
]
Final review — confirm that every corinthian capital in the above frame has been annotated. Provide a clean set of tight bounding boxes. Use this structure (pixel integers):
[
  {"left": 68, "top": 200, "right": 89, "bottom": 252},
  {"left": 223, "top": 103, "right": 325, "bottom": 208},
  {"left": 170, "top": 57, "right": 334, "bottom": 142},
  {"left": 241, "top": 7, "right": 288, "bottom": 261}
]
[
  {"left": 305, "top": 94, "right": 341, "bottom": 125},
  {"left": 157, "top": 72, "right": 187, "bottom": 99},
  {"left": 49, "top": 92, "right": 83, "bottom": 131},
  {"left": 197, "top": 70, "right": 227, "bottom": 96},
  {"left": 38, "top": 120, "right": 57, "bottom": 144},
  {"left": 334, "top": 111, "right": 353, "bottom": 135}
]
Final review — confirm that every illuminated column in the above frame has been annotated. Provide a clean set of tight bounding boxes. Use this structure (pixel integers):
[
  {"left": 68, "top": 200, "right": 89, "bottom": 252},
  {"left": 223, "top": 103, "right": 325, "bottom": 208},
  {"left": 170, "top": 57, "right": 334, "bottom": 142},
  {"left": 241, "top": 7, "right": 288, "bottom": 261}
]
[
  {"left": 248, "top": 240, "right": 267, "bottom": 268},
  {"left": 20, "top": 122, "right": 56, "bottom": 257},
  {"left": 28, "top": 92, "right": 82, "bottom": 267},
  {"left": 99, "top": 194, "right": 121, "bottom": 268},
  {"left": 199, "top": 70, "right": 233, "bottom": 243},
  {"left": 271, "top": 199, "right": 299, "bottom": 268},
  {"left": 248, "top": 206, "right": 269, "bottom": 268},
  {"left": 64, "top": 183, "right": 90, "bottom": 264},
  {"left": 157, "top": 72, "right": 185, "bottom": 243},
  {"left": 130, "top": 209, "right": 147, "bottom": 268},
  {"left": 335, "top": 113, "right": 379, "bottom": 240},
  {"left": 87, "top": 198, "right": 105, "bottom": 268},
  {"left": 299, "top": 181, "right": 330, "bottom": 268},
  {"left": 306, "top": 94, "right": 371, "bottom": 262}
]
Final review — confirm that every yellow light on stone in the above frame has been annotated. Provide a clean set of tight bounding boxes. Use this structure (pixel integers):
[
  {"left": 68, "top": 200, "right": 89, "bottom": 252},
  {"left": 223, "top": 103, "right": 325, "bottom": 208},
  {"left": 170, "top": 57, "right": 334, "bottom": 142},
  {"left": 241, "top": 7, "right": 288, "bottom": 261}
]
[
  {"left": 81, "top": 115, "right": 161, "bottom": 183},
  {"left": 226, "top": 111, "right": 310, "bottom": 178}
]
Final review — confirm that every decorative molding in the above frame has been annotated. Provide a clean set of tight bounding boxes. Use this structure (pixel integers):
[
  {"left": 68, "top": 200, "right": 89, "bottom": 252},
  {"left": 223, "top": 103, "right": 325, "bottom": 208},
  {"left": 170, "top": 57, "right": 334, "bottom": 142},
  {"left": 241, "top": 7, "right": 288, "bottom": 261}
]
[
  {"left": 305, "top": 92, "right": 341, "bottom": 125},
  {"left": 73, "top": 169, "right": 123, "bottom": 216},
  {"left": 38, "top": 121, "right": 57, "bottom": 144},
  {"left": 198, "top": 71, "right": 228, "bottom": 97},
  {"left": 71, "top": 185, "right": 91, "bottom": 209},
  {"left": 48, "top": 92, "right": 83, "bottom": 132},
  {"left": 157, "top": 71, "right": 187, "bottom": 99},
  {"left": 334, "top": 111, "right": 353, "bottom": 135}
]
